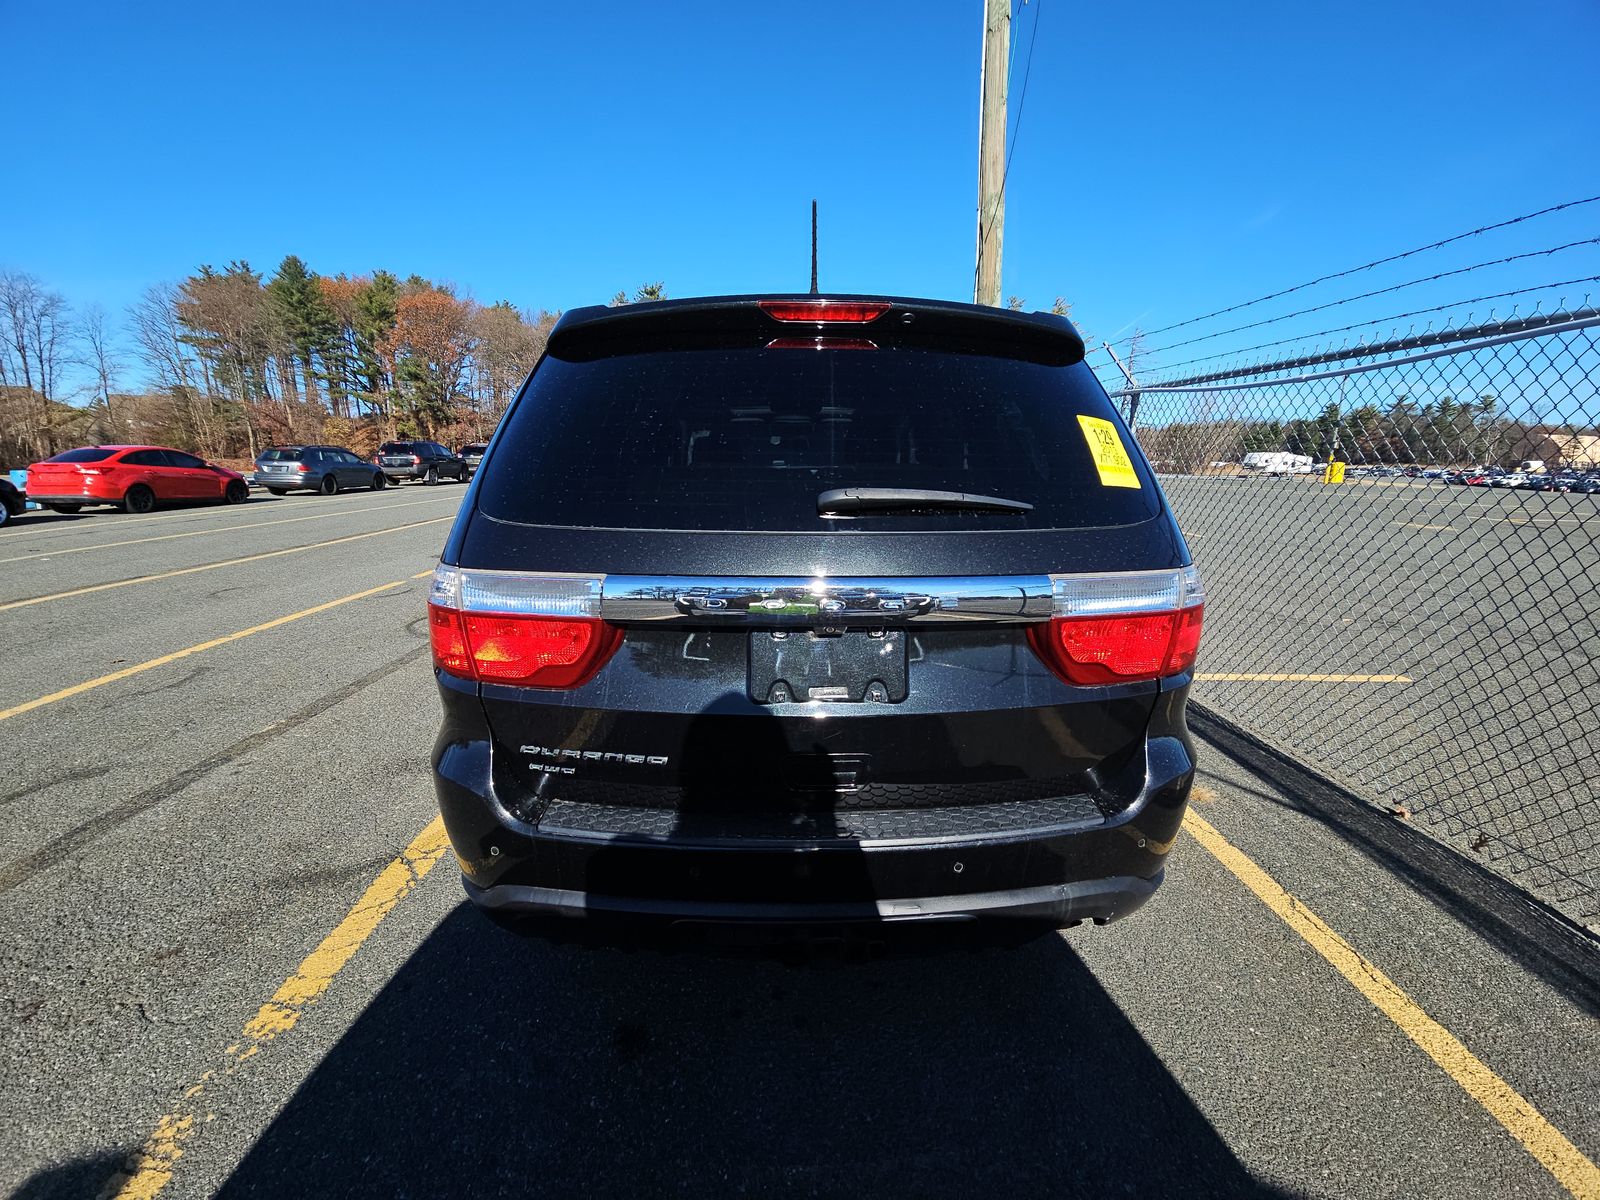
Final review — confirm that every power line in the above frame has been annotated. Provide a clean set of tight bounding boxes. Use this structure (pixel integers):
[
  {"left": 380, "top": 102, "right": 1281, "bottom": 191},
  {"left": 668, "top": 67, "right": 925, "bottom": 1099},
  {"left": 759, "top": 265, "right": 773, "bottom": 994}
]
[
  {"left": 1003, "top": 0, "right": 1040, "bottom": 178},
  {"left": 1139, "top": 236, "right": 1600, "bottom": 357},
  {"left": 1114, "top": 193, "right": 1600, "bottom": 344},
  {"left": 974, "top": 0, "right": 1043, "bottom": 292},
  {"left": 1129, "top": 275, "right": 1600, "bottom": 375}
]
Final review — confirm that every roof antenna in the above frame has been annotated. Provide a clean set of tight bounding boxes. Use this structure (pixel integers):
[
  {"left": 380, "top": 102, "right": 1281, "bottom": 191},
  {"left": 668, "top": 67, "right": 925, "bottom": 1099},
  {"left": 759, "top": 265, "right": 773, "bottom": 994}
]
[{"left": 810, "top": 199, "right": 819, "bottom": 295}]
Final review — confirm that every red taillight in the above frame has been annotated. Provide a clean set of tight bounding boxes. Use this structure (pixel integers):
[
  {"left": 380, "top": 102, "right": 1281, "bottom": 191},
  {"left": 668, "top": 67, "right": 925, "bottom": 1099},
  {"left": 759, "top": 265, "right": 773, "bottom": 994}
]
[
  {"left": 428, "top": 567, "right": 620, "bottom": 689},
  {"left": 410, "top": 455, "right": 421, "bottom": 465},
  {"left": 428, "top": 603, "right": 473, "bottom": 677},
  {"left": 758, "top": 299, "right": 891, "bottom": 324},
  {"left": 461, "top": 613, "right": 620, "bottom": 686},
  {"left": 297, "top": 464, "right": 311, "bottom": 473},
  {"left": 1027, "top": 567, "right": 1205, "bottom": 685}
]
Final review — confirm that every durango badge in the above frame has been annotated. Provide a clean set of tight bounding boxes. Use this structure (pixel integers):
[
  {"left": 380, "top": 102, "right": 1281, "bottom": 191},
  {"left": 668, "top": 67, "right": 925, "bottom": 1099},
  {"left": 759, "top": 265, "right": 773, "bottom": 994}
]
[{"left": 520, "top": 746, "right": 670, "bottom": 766}]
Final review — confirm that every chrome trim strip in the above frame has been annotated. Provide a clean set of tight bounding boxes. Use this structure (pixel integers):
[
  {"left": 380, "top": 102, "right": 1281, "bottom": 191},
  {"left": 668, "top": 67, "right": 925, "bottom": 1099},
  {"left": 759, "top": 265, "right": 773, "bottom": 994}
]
[{"left": 600, "top": 575, "right": 1055, "bottom": 625}]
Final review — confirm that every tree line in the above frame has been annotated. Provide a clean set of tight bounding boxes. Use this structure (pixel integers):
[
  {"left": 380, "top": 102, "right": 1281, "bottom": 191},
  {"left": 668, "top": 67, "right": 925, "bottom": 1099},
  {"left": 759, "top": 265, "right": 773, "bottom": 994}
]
[
  {"left": 1134, "top": 392, "right": 1594, "bottom": 473},
  {"left": 1, "top": 263, "right": 669, "bottom": 466}
]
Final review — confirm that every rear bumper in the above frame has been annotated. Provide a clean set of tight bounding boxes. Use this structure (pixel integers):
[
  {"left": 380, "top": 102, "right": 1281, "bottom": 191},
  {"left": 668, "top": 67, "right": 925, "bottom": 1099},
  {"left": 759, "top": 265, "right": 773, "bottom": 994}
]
[
  {"left": 25, "top": 492, "right": 117, "bottom": 505},
  {"left": 381, "top": 466, "right": 429, "bottom": 479},
  {"left": 435, "top": 722, "right": 1194, "bottom": 930}
]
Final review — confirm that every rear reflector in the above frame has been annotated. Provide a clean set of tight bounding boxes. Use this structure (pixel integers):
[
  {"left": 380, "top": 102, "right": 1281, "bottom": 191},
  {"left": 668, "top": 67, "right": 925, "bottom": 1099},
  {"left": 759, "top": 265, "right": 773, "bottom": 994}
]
[
  {"left": 428, "top": 566, "right": 619, "bottom": 688},
  {"left": 758, "top": 300, "right": 890, "bottom": 324},
  {"left": 1027, "top": 566, "right": 1205, "bottom": 685}
]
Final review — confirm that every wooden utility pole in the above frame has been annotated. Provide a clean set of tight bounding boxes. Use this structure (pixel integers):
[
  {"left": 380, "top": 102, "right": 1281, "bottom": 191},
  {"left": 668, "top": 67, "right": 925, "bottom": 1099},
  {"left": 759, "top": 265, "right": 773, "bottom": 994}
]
[{"left": 974, "top": 0, "right": 1010, "bottom": 307}]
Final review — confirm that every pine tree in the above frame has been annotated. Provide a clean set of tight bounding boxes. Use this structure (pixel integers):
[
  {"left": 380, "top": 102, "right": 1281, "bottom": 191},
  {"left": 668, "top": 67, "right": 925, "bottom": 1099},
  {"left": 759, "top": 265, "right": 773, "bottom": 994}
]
[
  {"left": 267, "top": 255, "right": 336, "bottom": 409},
  {"left": 354, "top": 271, "right": 401, "bottom": 415}
]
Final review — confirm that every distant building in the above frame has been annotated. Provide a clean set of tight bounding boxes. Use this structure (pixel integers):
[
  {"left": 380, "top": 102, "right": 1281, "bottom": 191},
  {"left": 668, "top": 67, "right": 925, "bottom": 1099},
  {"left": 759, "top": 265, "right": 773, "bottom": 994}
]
[{"left": 1538, "top": 431, "right": 1600, "bottom": 468}]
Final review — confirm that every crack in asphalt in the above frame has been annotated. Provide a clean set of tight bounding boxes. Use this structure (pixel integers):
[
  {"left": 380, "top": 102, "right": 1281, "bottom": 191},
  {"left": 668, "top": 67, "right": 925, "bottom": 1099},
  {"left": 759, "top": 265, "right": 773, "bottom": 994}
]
[{"left": 0, "top": 645, "right": 432, "bottom": 899}]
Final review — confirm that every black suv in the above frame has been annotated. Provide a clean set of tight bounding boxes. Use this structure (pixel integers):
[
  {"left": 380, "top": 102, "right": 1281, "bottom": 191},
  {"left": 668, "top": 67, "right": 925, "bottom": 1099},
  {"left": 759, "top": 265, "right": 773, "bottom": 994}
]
[
  {"left": 430, "top": 296, "right": 1202, "bottom": 935},
  {"left": 376, "top": 440, "right": 466, "bottom": 485}
]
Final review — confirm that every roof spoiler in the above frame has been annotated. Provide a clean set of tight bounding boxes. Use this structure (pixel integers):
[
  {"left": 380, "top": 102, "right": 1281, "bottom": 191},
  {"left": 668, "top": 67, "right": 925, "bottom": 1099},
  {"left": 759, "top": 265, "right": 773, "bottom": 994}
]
[{"left": 546, "top": 294, "right": 1087, "bottom": 366}]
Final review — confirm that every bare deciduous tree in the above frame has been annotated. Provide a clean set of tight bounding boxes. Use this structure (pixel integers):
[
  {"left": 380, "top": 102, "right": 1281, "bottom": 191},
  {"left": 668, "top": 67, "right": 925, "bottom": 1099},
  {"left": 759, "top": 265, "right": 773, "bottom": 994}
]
[
  {"left": 0, "top": 270, "right": 74, "bottom": 457},
  {"left": 129, "top": 282, "right": 226, "bottom": 456},
  {"left": 79, "top": 303, "right": 123, "bottom": 434}
]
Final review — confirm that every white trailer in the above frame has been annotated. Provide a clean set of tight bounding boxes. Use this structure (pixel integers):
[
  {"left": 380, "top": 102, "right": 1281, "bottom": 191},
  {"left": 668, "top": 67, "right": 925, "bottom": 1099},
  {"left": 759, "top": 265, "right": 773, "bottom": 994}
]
[{"left": 1241, "top": 452, "right": 1315, "bottom": 476}]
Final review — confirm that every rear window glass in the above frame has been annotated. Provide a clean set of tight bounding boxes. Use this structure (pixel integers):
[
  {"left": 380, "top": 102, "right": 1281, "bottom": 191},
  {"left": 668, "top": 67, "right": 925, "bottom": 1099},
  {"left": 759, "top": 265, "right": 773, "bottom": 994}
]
[
  {"left": 463, "top": 444, "right": 488, "bottom": 454},
  {"left": 260, "top": 447, "right": 303, "bottom": 461},
  {"left": 380, "top": 443, "right": 416, "bottom": 454},
  {"left": 476, "top": 346, "right": 1162, "bottom": 532},
  {"left": 46, "top": 448, "right": 115, "bottom": 463}
]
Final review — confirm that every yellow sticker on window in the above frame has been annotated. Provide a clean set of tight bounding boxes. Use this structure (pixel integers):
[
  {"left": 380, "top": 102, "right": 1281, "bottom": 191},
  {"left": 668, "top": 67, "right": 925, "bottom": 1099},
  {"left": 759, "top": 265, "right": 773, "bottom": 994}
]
[{"left": 1077, "top": 415, "right": 1142, "bottom": 489}]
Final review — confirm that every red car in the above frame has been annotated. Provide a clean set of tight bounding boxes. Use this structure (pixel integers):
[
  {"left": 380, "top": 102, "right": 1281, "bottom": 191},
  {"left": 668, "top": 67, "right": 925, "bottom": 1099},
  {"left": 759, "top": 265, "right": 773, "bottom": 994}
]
[{"left": 26, "top": 445, "right": 249, "bottom": 515}]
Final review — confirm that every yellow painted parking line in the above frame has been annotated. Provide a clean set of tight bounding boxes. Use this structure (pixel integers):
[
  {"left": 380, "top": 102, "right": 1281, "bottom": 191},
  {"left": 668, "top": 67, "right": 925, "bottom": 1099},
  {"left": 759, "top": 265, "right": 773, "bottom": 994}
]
[
  {"left": 0, "top": 494, "right": 456, "bottom": 564},
  {"left": 0, "top": 518, "right": 449, "bottom": 613},
  {"left": 1198, "top": 672, "right": 1414, "bottom": 683},
  {"left": 108, "top": 817, "right": 452, "bottom": 1200},
  {"left": 0, "top": 570, "right": 432, "bottom": 724},
  {"left": 1183, "top": 811, "right": 1600, "bottom": 1200}
]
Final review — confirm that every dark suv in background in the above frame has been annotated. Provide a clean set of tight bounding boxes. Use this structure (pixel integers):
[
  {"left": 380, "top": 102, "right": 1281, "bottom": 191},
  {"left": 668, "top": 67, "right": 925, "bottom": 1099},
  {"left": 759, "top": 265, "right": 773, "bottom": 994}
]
[
  {"left": 430, "top": 296, "right": 1202, "bottom": 938},
  {"left": 255, "top": 445, "right": 387, "bottom": 495},
  {"left": 377, "top": 440, "right": 466, "bottom": 485}
]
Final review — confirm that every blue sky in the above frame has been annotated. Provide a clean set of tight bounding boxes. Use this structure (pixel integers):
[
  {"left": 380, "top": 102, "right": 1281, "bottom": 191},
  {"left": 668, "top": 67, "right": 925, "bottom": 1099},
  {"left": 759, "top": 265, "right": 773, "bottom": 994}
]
[{"left": 3, "top": 0, "right": 1598, "bottom": 390}]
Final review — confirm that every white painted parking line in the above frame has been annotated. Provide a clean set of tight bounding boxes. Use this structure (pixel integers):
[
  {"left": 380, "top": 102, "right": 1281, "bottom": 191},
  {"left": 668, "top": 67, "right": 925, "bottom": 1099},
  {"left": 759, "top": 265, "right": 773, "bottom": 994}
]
[
  {"left": 0, "top": 518, "right": 450, "bottom": 613},
  {"left": 0, "top": 495, "right": 458, "bottom": 565},
  {"left": 3, "top": 485, "right": 463, "bottom": 538}
]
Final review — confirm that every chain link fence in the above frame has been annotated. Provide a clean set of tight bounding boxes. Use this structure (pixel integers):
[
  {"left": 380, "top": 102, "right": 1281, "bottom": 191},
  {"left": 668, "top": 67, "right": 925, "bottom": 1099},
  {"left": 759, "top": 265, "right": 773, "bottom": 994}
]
[{"left": 1100, "top": 308, "right": 1600, "bottom": 929}]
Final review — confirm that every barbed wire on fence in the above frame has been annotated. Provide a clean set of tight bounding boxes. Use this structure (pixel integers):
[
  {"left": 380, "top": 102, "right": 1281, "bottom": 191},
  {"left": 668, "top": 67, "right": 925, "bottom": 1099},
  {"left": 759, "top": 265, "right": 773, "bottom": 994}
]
[
  {"left": 1099, "top": 193, "right": 1600, "bottom": 351},
  {"left": 1109, "top": 277, "right": 1600, "bottom": 379}
]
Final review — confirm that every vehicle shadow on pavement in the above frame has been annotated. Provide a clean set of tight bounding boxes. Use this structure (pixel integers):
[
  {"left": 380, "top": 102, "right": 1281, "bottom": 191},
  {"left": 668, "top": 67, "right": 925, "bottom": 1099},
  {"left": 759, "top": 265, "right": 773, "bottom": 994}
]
[
  {"left": 11, "top": 1149, "right": 131, "bottom": 1199},
  {"left": 215, "top": 909, "right": 1296, "bottom": 1199},
  {"left": 1191, "top": 710, "right": 1600, "bottom": 1017}
]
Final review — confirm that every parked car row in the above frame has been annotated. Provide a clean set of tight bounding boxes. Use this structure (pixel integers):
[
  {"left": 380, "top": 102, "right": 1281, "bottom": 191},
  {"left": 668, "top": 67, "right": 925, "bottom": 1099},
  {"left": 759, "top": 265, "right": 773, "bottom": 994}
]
[
  {"left": 1334, "top": 463, "right": 1600, "bottom": 492},
  {"left": 4, "top": 437, "right": 491, "bottom": 524},
  {"left": 262, "top": 441, "right": 482, "bottom": 492},
  {"left": 1445, "top": 468, "right": 1600, "bottom": 492}
]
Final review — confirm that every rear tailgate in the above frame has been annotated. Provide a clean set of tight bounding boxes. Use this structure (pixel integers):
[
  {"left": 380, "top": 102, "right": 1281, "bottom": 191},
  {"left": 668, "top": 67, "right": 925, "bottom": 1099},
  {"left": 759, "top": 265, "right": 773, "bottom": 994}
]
[
  {"left": 475, "top": 617, "right": 1155, "bottom": 848},
  {"left": 448, "top": 296, "right": 1191, "bottom": 848}
]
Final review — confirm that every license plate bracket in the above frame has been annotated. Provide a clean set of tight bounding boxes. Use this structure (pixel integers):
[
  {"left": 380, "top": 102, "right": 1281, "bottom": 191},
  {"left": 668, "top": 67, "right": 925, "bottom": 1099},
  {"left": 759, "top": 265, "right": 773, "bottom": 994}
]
[{"left": 748, "top": 630, "right": 909, "bottom": 704}]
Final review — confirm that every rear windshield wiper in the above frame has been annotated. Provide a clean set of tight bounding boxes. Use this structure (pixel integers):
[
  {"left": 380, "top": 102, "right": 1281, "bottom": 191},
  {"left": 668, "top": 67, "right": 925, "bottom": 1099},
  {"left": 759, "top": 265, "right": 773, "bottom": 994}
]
[{"left": 817, "top": 487, "right": 1034, "bottom": 515}]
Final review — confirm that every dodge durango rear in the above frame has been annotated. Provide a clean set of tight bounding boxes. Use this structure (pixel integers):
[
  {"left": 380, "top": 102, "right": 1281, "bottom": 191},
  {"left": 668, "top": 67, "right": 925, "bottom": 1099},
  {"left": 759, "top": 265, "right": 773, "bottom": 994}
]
[{"left": 430, "top": 294, "right": 1202, "bottom": 937}]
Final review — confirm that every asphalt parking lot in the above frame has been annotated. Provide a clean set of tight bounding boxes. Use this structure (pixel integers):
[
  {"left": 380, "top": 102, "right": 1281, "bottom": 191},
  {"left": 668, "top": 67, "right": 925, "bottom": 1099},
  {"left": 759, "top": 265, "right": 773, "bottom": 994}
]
[
  {"left": 1, "top": 486, "right": 1597, "bottom": 1199},
  {"left": 1164, "top": 475, "right": 1600, "bottom": 926}
]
